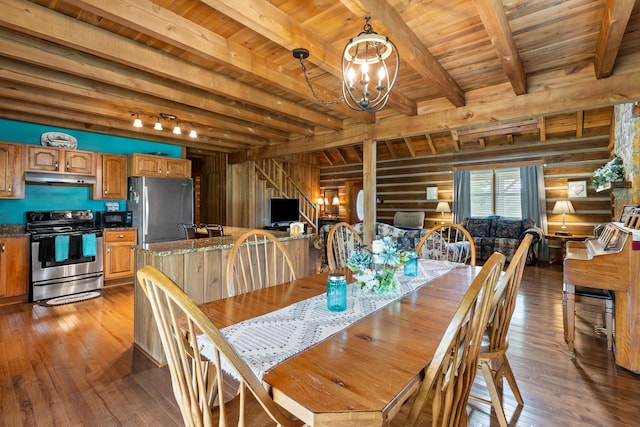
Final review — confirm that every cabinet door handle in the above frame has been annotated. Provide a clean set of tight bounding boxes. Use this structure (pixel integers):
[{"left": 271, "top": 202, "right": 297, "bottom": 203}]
[
  {"left": 104, "top": 190, "right": 108, "bottom": 194},
  {"left": 55, "top": 161, "right": 59, "bottom": 171},
  {"left": 1, "top": 243, "right": 5, "bottom": 253},
  {"left": 66, "top": 161, "right": 70, "bottom": 169},
  {"left": 166, "top": 168, "right": 170, "bottom": 176},
  {"left": 159, "top": 168, "right": 162, "bottom": 174},
  {"left": 107, "top": 247, "right": 110, "bottom": 254},
  {"left": 118, "top": 235, "right": 125, "bottom": 238},
  {"left": 7, "top": 185, "right": 11, "bottom": 194}
]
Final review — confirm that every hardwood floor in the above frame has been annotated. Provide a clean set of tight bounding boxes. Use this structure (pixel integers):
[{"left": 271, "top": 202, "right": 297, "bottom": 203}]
[{"left": 1, "top": 264, "right": 639, "bottom": 426}]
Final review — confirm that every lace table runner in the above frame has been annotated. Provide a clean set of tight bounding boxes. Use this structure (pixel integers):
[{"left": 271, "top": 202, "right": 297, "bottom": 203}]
[{"left": 197, "top": 260, "right": 461, "bottom": 381}]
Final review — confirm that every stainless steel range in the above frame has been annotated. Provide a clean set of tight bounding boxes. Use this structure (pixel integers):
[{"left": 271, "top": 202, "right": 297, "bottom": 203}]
[{"left": 27, "top": 210, "right": 103, "bottom": 302}]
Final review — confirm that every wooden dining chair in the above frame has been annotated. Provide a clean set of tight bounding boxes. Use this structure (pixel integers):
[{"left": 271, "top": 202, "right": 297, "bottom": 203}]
[
  {"left": 401, "top": 252, "right": 505, "bottom": 426},
  {"left": 326, "top": 222, "right": 362, "bottom": 271},
  {"left": 136, "top": 265, "right": 303, "bottom": 427},
  {"left": 416, "top": 223, "right": 476, "bottom": 266},
  {"left": 226, "top": 229, "right": 297, "bottom": 296},
  {"left": 469, "top": 234, "right": 533, "bottom": 427}
]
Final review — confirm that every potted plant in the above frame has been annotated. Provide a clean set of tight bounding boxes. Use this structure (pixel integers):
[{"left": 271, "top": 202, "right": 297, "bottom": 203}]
[{"left": 592, "top": 156, "right": 625, "bottom": 191}]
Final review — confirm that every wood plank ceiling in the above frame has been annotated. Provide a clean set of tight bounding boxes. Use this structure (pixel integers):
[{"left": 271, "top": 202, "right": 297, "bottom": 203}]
[{"left": 1, "top": 0, "right": 639, "bottom": 166}]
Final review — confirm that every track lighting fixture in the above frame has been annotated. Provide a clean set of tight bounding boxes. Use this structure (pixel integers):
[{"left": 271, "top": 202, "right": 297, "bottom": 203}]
[
  {"left": 129, "top": 111, "right": 197, "bottom": 138},
  {"left": 132, "top": 113, "right": 143, "bottom": 128}
]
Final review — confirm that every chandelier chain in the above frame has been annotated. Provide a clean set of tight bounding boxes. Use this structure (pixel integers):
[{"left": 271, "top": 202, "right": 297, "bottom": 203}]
[{"left": 297, "top": 55, "right": 344, "bottom": 106}]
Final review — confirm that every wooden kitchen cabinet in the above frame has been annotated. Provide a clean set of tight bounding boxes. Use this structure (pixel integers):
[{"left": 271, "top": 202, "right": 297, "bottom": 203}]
[
  {"left": 26, "top": 146, "right": 94, "bottom": 175},
  {"left": 128, "top": 153, "right": 191, "bottom": 178},
  {"left": 0, "top": 142, "right": 24, "bottom": 199},
  {"left": 0, "top": 236, "right": 30, "bottom": 299},
  {"left": 94, "top": 154, "right": 127, "bottom": 200},
  {"left": 103, "top": 229, "right": 137, "bottom": 282}
]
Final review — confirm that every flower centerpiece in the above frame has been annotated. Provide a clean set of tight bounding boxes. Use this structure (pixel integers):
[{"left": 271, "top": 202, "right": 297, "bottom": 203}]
[
  {"left": 346, "top": 236, "right": 411, "bottom": 293},
  {"left": 592, "top": 156, "right": 625, "bottom": 190}
]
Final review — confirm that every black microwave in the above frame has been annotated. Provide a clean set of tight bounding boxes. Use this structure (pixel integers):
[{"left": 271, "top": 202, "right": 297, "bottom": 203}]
[{"left": 97, "top": 211, "right": 132, "bottom": 228}]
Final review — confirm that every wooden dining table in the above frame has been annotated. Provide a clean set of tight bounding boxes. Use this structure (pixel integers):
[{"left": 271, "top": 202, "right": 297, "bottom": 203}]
[{"left": 198, "top": 263, "right": 481, "bottom": 426}]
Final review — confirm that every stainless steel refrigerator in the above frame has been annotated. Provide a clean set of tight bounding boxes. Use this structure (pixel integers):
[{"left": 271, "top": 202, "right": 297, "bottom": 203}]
[{"left": 127, "top": 176, "right": 194, "bottom": 244}]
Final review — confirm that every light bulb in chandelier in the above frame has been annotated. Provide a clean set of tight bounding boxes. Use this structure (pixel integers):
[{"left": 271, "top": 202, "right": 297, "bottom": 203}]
[
  {"left": 154, "top": 118, "right": 163, "bottom": 131},
  {"left": 133, "top": 113, "right": 143, "bottom": 128},
  {"left": 173, "top": 124, "right": 182, "bottom": 135},
  {"left": 189, "top": 128, "right": 197, "bottom": 138}
]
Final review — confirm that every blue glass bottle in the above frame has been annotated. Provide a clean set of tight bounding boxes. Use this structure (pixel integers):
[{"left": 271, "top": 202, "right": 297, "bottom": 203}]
[
  {"left": 404, "top": 253, "right": 418, "bottom": 277},
  {"left": 327, "top": 273, "right": 347, "bottom": 312}
]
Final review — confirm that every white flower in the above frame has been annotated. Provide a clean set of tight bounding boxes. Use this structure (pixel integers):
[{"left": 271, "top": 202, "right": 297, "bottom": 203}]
[{"left": 371, "top": 239, "right": 385, "bottom": 254}]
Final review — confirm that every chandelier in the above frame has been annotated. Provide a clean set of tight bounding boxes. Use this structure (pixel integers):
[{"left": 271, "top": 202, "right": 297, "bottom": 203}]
[{"left": 293, "top": 16, "right": 399, "bottom": 113}]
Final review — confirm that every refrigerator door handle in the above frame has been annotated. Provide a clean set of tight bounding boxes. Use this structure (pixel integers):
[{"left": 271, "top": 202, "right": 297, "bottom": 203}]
[{"left": 143, "top": 184, "right": 149, "bottom": 240}]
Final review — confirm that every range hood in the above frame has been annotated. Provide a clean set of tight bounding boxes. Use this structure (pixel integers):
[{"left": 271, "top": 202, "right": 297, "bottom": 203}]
[{"left": 25, "top": 171, "right": 96, "bottom": 185}]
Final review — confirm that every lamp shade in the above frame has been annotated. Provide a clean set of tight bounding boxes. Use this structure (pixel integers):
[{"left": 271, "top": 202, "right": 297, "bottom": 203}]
[
  {"left": 332, "top": 196, "right": 340, "bottom": 206},
  {"left": 435, "top": 202, "right": 451, "bottom": 213},
  {"left": 317, "top": 197, "right": 324, "bottom": 206},
  {"left": 552, "top": 200, "right": 575, "bottom": 214}
]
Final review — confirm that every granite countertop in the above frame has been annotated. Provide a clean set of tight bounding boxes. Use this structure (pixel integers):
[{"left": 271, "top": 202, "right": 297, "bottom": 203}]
[
  {"left": 133, "top": 226, "right": 313, "bottom": 256},
  {"left": 0, "top": 224, "right": 29, "bottom": 237},
  {"left": 101, "top": 227, "right": 137, "bottom": 232}
]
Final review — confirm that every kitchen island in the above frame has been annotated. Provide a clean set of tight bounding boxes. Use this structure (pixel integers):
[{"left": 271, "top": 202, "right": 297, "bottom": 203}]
[{"left": 132, "top": 226, "right": 312, "bottom": 365}]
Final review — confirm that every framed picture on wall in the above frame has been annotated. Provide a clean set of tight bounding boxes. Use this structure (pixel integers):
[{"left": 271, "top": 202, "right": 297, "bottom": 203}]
[
  {"left": 568, "top": 181, "right": 587, "bottom": 198},
  {"left": 426, "top": 186, "right": 438, "bottom": 200}
]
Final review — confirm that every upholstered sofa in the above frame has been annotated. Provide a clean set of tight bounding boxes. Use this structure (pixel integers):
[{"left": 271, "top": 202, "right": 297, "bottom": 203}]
[{"left": 460, "top": 216, "right": 543, "bottom": 264}]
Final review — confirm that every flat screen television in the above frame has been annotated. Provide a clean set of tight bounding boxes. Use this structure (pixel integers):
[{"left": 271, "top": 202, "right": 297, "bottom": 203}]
[{"left": 270, "top": 198, "right": 299, "bottom": 225}]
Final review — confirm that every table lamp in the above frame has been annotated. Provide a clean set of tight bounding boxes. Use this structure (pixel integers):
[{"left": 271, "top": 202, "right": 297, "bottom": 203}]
[
  {"left": 317, "top": 197, "right": 324, "bottom": 216},
  {"left": 435, "top": 202, "right": 451, "bottom": 224},
  {"left": 552, "top": 200, "right": 575, "bottom": 232}
]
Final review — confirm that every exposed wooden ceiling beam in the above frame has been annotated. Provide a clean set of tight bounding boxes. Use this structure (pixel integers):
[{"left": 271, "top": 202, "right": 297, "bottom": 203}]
[
  {"left": 334, "top": 148, "right": 348, "bottom": 165},
  {"left": 65, "top": 0, "right": 371, "bottom": 125},
  {"left": 353, "top": 145, "right": 363, "bottom": 163},
  {"left": 385, "top": 141, "right": 397, "bottom": 159},
  {"left": 0, "top": 0, "right": 343, "bottom": 131},
  {"left": 594, "top": 0, "right": 635, "bottom": 79},
  {"left": 248, "top": 63, "right": 640, "bottom": 158},
  {"left": 0, "top": 64, "right": 279, "bottom": 146},
  {"left": 350, "top": 0, "right": 465, "bottom": 108},
  {"left": 200, "top": 0, "right": 414, "bottom": 117},
  {"left": 403, "top": 137, "right": 417, "bottom": 157},
  {"left": 451, "top": 130, "right": 461, "bottom": 152},
  {"left": 474, "top": 0, "right": 527, "bottom": 95},
  {"left": 320, "top": 151, "right": 334, "bottom": 166},
  {"left": 457, "top": 118, "right": 537, "bottom": 141},
  {"left": 0, "top": 31, "right": 308, "bottom": 138},
  {"left": 425, "top": 134, "right": 438, "bottom": 155},
  {"left": 537, "top": 117, "right": 547, "bottom": 142}
]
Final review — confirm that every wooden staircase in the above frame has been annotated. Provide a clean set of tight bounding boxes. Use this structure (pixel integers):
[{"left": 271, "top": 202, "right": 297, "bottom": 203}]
[{"left": 255, "top": 159, "right": 319, "bottom": 232}]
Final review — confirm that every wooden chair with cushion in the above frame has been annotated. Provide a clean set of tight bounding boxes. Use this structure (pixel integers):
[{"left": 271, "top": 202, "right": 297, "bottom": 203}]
[
  {"left": 326, "top": 222, "right": 362, "bottom": 271},
  {"left": 136, "top": 265, "right": 302, "bottom": 427},
  {"left": 399, "top": 252, "right": 506, "bottom": 426},
  {"left": 416, "top": 223, "right": 476, "bottom": 266},
  {"left": 226, "top": 229, "right": 297, "bottom": 296},
  {"left": 469, "top": 234, "right": 533, "bottom": 427}
]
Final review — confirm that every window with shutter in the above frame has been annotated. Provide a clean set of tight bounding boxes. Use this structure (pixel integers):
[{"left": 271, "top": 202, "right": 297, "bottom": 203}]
[{"left": 470, "top": 168, "right": 522, "bottom": 218}]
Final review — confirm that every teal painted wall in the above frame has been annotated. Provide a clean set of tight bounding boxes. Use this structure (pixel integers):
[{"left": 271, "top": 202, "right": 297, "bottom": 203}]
[{"left": 0, "top": 119, "right": 183, "bottom": 224}]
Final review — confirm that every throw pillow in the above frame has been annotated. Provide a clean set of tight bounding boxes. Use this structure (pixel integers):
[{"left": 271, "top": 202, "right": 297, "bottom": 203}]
[
  {"left": 465, "top": 218, "right": 491, "bottom": 237},
  {"left": 494, "top": 219, "right": 523, "bottom": 238}
]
